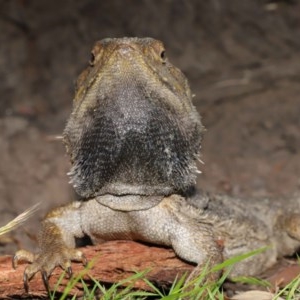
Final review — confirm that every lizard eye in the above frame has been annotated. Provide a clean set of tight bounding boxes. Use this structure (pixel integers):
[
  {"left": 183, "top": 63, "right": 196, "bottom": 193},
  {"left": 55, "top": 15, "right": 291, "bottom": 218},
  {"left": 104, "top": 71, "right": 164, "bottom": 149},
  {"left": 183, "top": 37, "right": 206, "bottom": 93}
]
[
  {"left": 160, "top": 50, "right": 166, "bottom": 62},
  {"left": 89, "top": 52, "right": 96, "bottom": 66}
]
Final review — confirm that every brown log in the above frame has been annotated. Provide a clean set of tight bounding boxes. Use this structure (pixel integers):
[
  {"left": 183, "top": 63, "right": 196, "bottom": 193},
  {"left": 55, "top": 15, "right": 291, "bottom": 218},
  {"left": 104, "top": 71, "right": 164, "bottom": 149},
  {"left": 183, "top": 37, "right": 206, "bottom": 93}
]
[{"left": 0, "top": 241, "right": 193, "bottom": 298}]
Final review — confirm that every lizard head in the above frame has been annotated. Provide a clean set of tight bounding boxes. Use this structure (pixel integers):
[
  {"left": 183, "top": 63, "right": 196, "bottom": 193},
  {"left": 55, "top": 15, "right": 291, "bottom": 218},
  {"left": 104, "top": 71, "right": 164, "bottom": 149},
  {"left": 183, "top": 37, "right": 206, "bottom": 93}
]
[{"left": 63, "top": 37, "right": 204, "bottom": 199}]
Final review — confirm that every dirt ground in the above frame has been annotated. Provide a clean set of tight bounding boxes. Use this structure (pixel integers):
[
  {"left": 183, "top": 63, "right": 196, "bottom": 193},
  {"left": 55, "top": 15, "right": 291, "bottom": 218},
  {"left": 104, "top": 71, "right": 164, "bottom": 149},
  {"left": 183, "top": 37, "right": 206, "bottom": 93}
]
[{"left": 0, "top": 0, "right": 300, "bottom": 283}]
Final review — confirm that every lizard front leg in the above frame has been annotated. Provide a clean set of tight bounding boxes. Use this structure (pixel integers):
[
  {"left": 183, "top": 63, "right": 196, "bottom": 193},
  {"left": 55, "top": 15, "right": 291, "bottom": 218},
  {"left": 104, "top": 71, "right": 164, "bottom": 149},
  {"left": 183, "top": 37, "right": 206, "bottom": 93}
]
[
  {"left": 124, "top": 196, "right": 223, "bottom": 285},
  {"left": 162, "top": 201, "right": 223, "bottom": 285},
  {"left": 13, "top": 202, "right": 87, "bottom": 292}
]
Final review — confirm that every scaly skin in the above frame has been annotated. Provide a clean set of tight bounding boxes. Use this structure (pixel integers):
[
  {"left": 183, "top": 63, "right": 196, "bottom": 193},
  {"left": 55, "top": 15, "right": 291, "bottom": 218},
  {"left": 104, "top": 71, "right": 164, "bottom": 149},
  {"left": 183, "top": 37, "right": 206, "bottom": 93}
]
[{"left": 13, "top": 38, "right": 300, "bottom": 292}]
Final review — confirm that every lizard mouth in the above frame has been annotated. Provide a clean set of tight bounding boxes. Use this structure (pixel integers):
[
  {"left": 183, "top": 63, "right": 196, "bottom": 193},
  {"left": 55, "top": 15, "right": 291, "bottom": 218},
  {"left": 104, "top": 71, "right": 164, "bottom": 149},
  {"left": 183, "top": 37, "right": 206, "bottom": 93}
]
[{"left": 95, "top": 194, "right": 163, "bottom": 211}]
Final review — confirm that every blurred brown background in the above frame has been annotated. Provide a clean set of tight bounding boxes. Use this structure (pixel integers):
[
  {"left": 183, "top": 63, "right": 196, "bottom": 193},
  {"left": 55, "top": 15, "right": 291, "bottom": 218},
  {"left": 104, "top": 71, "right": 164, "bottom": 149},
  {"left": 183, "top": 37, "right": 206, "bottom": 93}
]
[{"left": 0, "top": 0, "right": 299, "bottom": 254}]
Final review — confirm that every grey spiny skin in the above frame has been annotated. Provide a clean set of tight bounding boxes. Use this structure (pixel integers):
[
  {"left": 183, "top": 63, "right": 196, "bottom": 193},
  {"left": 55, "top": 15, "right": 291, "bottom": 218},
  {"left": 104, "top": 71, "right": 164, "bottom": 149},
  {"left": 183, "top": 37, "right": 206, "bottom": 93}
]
[{"left": 13, "top": 38, "right": 300, "bottom": 292}]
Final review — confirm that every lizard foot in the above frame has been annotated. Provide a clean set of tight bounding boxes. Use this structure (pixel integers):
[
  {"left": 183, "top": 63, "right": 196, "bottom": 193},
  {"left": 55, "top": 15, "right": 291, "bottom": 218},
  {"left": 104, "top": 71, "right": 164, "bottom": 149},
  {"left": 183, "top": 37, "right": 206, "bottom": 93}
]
[{"left": 13, "top": 248, "right": 87, "bottom": 293}]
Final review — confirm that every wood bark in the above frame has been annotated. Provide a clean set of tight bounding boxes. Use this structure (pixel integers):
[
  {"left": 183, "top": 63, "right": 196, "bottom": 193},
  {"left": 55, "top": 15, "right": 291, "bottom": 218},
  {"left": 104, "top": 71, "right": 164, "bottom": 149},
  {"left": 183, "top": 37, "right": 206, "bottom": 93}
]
[{"left": 0, "top": 241, "right": 193, "bottom": 298}]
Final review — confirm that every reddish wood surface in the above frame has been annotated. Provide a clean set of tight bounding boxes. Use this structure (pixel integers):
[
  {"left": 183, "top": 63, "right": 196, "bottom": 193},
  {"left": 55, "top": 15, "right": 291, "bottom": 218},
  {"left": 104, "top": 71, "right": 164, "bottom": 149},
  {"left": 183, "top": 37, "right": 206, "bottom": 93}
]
[{"left": 0, "top": 241, "right": 193, "bottom": 298}]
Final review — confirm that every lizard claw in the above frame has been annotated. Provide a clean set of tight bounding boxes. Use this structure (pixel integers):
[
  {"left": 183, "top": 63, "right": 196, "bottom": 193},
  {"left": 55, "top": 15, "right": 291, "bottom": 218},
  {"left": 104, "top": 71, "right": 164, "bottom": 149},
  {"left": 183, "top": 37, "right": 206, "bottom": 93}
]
[
  {"left": 23, "top": 271, "right": 29, "bottom": 293},
  {"left": 41, "top": 270, "right": 50, "bottom": 294},
  {"left": 13, "top": 248, "right": 87, "bottom": 292},
  {"left": 66, "top": 266, "right": 73, "bottom": 279},
  {"left": 12, "top": 254, "right": 18, "bottom": 270},
  {"left": 82, "top": 253, "right": 88, "bottom": 267},
  {"left": 12, "top": 249, "right": 35, "bottom": 269}
]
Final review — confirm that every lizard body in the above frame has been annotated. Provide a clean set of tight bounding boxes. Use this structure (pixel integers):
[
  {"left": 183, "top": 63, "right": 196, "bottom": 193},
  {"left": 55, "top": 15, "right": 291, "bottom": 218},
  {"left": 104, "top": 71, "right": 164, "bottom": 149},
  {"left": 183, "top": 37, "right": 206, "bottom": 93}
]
[{"left": 13, "top": 37, "right": 300, "bottom": 291}]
